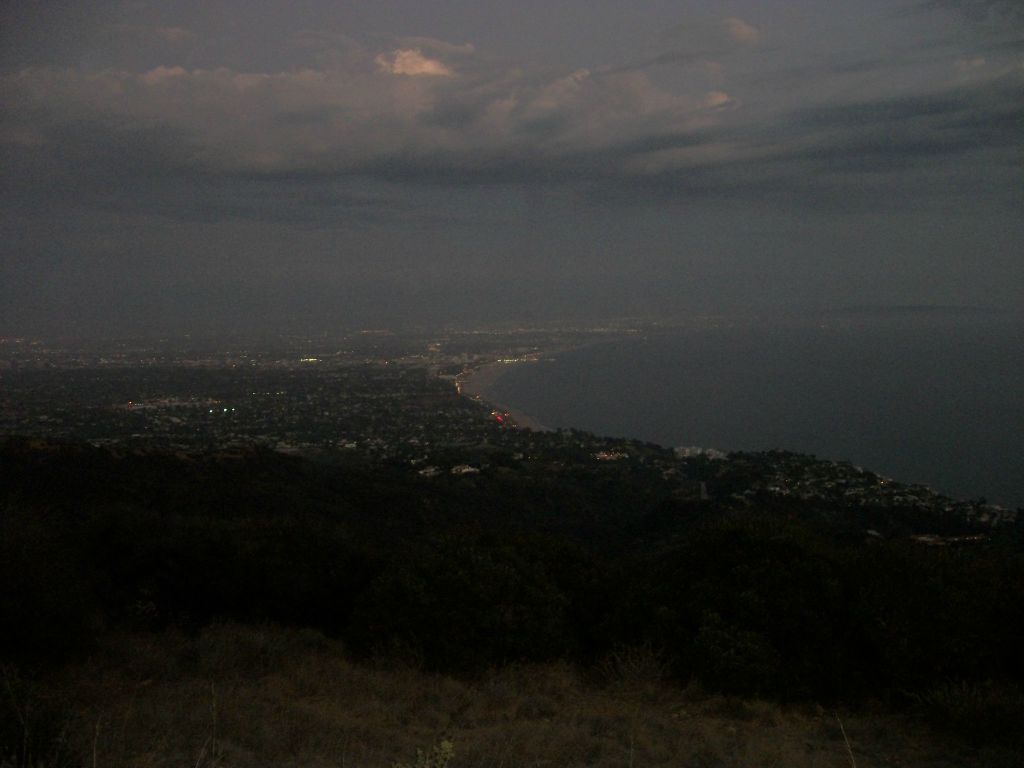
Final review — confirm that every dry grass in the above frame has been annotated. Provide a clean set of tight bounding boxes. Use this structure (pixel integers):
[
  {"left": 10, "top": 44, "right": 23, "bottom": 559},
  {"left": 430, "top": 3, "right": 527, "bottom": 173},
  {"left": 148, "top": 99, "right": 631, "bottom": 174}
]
[{"left": 24, "top": 624, "right": 1019, "bottom": 768}]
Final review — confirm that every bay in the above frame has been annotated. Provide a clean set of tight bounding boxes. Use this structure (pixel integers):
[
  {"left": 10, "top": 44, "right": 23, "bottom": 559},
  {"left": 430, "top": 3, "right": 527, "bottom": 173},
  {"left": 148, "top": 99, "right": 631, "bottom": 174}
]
[{"left": 486, "top": 316, "right": 1024, "bottom": 508}]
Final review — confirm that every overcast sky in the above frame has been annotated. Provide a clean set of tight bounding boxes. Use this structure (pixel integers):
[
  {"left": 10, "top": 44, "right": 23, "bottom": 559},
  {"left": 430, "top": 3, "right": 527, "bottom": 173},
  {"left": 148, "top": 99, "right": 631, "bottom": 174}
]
[{"left": 2, "top": 0, "right": 1022, "bottom": 336}]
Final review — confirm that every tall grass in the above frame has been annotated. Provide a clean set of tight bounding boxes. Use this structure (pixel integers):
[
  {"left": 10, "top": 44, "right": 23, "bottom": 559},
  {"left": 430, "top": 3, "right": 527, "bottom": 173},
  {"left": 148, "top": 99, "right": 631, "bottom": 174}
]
[
  {"left": 915, "top": 680, "right": 1024, "bottom": 746},
  {"left": 8, "top": 623, "right": 1018, "bottom": 768}
]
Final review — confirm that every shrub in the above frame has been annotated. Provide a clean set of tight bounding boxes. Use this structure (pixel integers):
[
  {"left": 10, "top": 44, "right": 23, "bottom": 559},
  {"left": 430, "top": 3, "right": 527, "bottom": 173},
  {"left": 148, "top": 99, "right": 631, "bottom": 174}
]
[
  {"left": 393, "top": 739, "right": 454, "bottom": 768},
  {"left": 351, "top": 535, "right": 573, "bottom": 672},
  {"left": 0, "top": 667, "right": 81, "bottom": 768},
  {"left": 916, "top": 680, "right": 1024, "bottom": 746},
  {"left": 691, "top": 612, "right": 781, "bottom": 695},
  {"left": 595, "top": 642, "right": 669, "bottom": 692},
  {"left": 0, "top": 504, "right": 97, "bottom": 663}
]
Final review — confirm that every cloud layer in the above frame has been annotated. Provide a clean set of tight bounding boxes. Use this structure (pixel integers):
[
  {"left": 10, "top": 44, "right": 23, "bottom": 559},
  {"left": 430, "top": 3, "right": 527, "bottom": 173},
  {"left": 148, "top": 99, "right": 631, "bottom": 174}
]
[
  {"left": 4, "top": 11, "right": 1019, "bottom": 211},
  {"left": 1, "top": 2, "right": 1022, "bottom": 334},
  {"left": 2, "top": 44, "right": 724, "bottom": 181}
]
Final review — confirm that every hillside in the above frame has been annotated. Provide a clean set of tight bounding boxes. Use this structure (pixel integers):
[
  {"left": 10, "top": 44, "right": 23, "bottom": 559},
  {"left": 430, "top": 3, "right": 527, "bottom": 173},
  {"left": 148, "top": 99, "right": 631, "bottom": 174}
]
[{"left": 2, "top": 436, "right": 1023, "bottom": 765}]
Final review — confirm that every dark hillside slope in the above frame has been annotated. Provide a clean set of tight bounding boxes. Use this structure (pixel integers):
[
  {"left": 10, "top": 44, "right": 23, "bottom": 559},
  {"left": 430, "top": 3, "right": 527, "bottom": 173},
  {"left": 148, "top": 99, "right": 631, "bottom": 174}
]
[{"left": 2, "top": 436, "right": 1022, "bottom": 707}]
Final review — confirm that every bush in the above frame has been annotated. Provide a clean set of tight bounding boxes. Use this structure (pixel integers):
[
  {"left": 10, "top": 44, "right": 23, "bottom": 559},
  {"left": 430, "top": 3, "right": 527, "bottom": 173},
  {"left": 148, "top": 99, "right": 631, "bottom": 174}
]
[
  {"left": 642, "top": 515, "right": 850, "bottom": 697},
  {"left": 0, "top": 667, "right": 81, "bottom": 768},
  {"left": 595, "top": 642, "right": 669, "bottom": 692},
  {"left": 916, "top": 680, "right": 1024, "bottom": 746},
  {"left": 691, "top": 612, "right": 781, "bottom": 695},
  {"left": 0, "top": 504, "right": 97, "bottom": 663},
  {"left": 392, "top": 739, "right": 454, "bottom": 768},
  {"left": 351, "top": 535, "right": 573, "bottom": 672}
]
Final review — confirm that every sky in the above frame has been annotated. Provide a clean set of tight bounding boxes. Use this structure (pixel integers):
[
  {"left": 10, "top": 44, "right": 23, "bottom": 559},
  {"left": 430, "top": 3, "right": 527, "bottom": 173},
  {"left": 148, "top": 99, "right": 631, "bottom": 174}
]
[{"left": 2, "top": 0, "right": 1022, "bottom": 336}]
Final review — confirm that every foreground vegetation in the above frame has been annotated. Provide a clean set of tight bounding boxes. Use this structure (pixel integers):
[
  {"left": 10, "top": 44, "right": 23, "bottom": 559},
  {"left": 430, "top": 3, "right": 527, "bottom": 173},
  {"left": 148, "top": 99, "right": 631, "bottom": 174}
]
[
  {"left": 2, "top": 437, "right": 1022, "bottom": 765},
  {"left": 5, "top": 623, "right": 1021, "bottom": 768}
]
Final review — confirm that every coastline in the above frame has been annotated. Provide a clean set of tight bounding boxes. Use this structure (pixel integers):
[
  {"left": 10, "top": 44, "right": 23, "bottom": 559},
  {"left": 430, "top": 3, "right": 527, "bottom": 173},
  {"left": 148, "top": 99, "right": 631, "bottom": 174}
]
[
  {"left": 454, "top": 332, "right": 642, "bottom": 435},
  {"left": 452, "top": 323, "right": 1023, "bottom": 508},
  {"left": 456, "top": 357, "right": 553, "bottom": 432}
]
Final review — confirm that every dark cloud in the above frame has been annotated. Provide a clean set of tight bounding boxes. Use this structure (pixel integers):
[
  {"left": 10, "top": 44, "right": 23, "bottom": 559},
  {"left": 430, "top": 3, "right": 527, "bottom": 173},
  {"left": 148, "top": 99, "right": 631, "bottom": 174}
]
[
  {"left": 925, "top": 0, "right": 1024, "bottom": 23},
  {"left": 0, "top": 52, "right": 724, "bottom": 188},
  {"left": 3, "top": 47, "right": 1020, "bottom": 223},
  {"left": 787, "top": 77, "right": 1024, "bottom": 162}
]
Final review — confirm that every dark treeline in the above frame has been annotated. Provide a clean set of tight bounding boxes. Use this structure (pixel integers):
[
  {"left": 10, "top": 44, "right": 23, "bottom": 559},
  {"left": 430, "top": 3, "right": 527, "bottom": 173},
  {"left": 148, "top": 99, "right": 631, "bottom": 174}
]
[{"left": 2, "top": 437, "right": 1022, "bottom": 715}]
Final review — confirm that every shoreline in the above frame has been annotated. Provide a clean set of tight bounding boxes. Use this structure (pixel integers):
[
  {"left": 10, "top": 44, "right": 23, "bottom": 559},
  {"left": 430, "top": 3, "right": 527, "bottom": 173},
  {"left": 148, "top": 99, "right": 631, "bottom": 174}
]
[
  {"left": 454, "top": 333, "right": 640, "bottom": 434},
  {"left": 452, "top": 326, "right": 1023, "bottom": 509},
  {"left": 456, "top": 356, "right": 553, "bottom": 432}
]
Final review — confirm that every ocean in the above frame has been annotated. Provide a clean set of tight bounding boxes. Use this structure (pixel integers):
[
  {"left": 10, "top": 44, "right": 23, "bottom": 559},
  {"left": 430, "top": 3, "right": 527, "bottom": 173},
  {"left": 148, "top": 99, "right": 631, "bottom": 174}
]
[{"left": 484, "top": 316, "right": 1024, "bottom": 508}]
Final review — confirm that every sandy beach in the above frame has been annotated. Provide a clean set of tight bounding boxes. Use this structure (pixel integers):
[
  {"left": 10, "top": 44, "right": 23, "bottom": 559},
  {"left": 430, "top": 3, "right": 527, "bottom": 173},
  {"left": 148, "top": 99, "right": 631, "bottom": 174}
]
[
  {"left": 456, "top": 358, "right": 552, "bottom": 432},
  {"left": 454, "top": 334, "right": 641, "bottom": 434}
]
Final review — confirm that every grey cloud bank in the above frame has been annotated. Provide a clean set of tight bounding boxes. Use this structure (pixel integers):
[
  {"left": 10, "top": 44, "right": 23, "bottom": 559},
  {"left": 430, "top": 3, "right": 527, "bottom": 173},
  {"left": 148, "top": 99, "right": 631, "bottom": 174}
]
[{"left": 1, "top": 0, "right": 1021, "bottom": 335}]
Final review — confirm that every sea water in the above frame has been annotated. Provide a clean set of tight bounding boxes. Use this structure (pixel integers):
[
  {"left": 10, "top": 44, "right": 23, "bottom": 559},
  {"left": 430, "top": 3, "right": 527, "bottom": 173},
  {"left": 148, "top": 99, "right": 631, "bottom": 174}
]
[{"left": 486, "top": 316, "right": 1024, "bottom": 508}]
